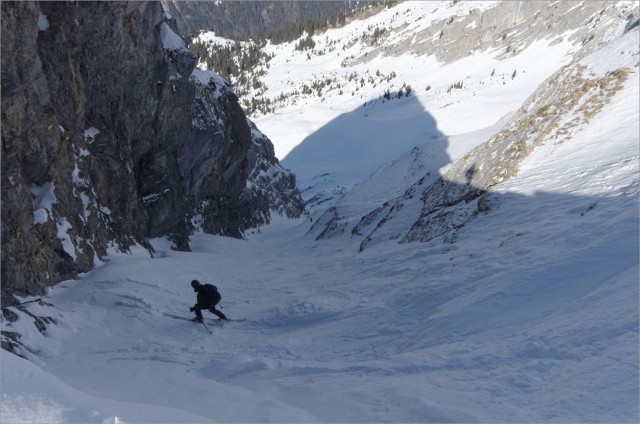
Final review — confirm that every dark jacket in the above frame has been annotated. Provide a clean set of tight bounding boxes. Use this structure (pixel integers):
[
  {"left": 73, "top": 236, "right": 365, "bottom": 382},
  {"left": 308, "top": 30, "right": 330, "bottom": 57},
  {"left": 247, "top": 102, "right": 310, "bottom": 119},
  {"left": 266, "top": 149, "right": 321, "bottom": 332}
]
[{"left": 195, "top": 284, "right": 221, "bottom": 308}]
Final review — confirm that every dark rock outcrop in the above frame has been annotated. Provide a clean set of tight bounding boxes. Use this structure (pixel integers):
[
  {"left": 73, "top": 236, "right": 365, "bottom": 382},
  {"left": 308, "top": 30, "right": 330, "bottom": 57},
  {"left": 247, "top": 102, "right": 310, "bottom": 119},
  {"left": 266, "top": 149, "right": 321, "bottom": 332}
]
[
  {"left": 1, "top": 1, "right": 304, "bottom": 303},
  {"left": 241, "top": 120, "right": 306, "bottom": 231},
  {"left": 159, "top": 1, "right": 374, "bottom": 39}
]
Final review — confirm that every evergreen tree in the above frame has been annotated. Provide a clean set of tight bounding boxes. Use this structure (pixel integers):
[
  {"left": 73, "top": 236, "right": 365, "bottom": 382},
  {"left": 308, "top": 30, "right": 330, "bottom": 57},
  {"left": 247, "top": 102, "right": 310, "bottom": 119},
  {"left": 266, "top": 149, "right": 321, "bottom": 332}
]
[{"left": 405, "top": 85, "right": 412, "bottom": 96}]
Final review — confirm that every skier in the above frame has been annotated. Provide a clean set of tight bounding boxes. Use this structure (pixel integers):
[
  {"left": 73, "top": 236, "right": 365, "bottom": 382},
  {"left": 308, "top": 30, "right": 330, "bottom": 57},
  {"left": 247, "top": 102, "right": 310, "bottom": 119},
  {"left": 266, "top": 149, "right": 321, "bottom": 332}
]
[{"left": 189, "top": 280, "right": 229, "bottom": 322}]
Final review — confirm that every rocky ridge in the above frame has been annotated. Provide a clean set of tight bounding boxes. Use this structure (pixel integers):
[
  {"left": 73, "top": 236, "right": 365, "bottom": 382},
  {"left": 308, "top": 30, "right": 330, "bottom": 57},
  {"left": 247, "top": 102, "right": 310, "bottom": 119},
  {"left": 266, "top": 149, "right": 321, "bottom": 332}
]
[{"left": 349, "top": 0, "right": 634, "bottom": 66}]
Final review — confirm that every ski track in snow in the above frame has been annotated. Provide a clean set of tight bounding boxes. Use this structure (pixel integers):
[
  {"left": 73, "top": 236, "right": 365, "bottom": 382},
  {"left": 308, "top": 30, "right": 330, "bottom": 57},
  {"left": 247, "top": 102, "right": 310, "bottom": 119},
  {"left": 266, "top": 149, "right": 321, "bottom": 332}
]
[{"left": 3, "top": 2, "right": 640, "bottom": 423}]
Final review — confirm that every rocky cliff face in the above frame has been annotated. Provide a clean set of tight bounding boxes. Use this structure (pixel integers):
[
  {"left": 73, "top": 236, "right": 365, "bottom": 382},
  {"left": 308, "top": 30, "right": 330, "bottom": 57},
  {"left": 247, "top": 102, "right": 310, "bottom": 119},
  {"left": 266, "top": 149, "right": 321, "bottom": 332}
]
[
  {"left": 1, "top": 1, "right": 304, "bottom": 303},
  {"left": 159, "top": 0, "right": 369, "bottom": 38},
  {"left": 349, "top": 0, "right": 634, "bottom": 66}
]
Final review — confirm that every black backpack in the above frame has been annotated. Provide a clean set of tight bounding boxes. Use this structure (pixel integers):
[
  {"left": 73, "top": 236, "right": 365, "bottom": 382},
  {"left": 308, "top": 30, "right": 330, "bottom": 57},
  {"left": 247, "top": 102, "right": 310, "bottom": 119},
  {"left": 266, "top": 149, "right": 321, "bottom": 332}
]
[{"left": 203, "top": 284, "right": 221, "bottom": 305}]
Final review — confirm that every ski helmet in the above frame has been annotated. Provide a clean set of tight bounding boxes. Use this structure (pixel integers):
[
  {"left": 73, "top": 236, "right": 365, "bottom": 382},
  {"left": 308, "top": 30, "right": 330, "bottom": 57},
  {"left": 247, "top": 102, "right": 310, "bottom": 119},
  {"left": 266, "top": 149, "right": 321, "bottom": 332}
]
[{"left": 191, "top": 280, "right": 201, "bottom": 291}]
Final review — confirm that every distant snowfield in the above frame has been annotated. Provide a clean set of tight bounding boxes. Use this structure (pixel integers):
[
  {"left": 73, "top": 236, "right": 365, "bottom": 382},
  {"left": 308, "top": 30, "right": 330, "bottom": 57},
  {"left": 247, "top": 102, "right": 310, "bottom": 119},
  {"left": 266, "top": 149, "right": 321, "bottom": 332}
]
[
  {"left": 252, "top": 4, "right": 576, "bottom": 161},
  {"left": 247, "top": 2, "right": 580, "bottom": 203},
  {"left": 258, "top": 35, "right": 575, "bottom": 158},
  {"left": 2, "top": 2, "right": 639, "bottom": 423}
]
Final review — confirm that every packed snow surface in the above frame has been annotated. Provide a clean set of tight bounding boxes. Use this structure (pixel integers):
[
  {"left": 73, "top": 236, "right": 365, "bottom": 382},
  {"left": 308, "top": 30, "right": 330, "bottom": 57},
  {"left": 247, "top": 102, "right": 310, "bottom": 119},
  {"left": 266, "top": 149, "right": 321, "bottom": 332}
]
[
  {"left": 2, "top": 1, "right": 639, "bottom": 423},
  {"left": 3, "top": 67, "right": 638, "bottom": 419},
  {"left": 4, "top": 152, "right": 638, "bottom": 422}
]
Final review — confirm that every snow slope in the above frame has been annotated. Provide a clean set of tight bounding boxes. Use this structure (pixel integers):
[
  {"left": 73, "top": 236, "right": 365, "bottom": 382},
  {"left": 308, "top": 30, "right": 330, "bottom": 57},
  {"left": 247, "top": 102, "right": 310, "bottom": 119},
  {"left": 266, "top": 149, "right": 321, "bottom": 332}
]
[
  {"left": 2, "top": 1, "right": 639, "bottom": 423},
  {"left": 241, "top": 0, "right": 630, "bottom": 208},
  {"left": 2, "top": 352, "right": 210, "bottom": 423},
  {"left": 4, "top": 127, "right": 637, "bottom": 421}
]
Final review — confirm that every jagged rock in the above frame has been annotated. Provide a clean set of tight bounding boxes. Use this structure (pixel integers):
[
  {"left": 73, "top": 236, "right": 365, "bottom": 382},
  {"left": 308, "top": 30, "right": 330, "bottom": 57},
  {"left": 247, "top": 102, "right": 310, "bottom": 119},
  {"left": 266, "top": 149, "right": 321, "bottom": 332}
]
[
  {"left": 241, "top": 120, "right": 306, "bottom": 230},
  {"left": 0, "top": 330, "right": 22, "bottom": 354},
  {"left": 1, "top": 2, "right": 304, "bottom": 301},
  {"left": 309, "top": 206, "right": 347, "bottom": 241}
]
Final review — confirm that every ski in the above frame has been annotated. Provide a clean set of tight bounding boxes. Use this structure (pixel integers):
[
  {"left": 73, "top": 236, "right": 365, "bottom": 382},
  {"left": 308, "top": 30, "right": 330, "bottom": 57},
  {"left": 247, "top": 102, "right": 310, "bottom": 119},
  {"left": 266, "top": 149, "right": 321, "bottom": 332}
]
[
  {"left": 163, "top": 313, "right": 246, "bottom": 323},
  {"left": 163, "top": 313, "right": 198, "bottom": 322}
]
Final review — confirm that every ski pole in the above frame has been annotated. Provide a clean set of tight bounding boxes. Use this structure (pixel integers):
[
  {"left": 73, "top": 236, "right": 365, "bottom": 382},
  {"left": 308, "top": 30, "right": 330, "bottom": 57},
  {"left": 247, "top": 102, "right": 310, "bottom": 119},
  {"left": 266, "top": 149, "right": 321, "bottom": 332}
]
[{"left": 200, "top": 320, "right": 212, "bottom": 334}]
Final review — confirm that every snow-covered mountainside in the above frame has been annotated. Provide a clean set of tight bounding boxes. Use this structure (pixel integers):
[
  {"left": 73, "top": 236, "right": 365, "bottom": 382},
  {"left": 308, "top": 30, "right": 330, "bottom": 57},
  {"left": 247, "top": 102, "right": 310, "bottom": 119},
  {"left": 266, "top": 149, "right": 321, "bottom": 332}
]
[
  {"left": 195, "top": 0, "right": 638, "bottom": 207},
  {"left": 311, "top": 31, "right": 638, "bottom": 251},
  {"left": 2, "top": 1, "right": 638, "bottom": 422}
]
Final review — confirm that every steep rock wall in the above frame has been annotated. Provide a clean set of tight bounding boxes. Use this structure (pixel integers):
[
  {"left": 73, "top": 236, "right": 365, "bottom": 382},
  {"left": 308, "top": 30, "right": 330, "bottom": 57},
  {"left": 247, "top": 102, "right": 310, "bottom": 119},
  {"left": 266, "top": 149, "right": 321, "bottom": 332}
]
[{"left": 1, "top": 1, "right": 304, "bottom": 303}]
